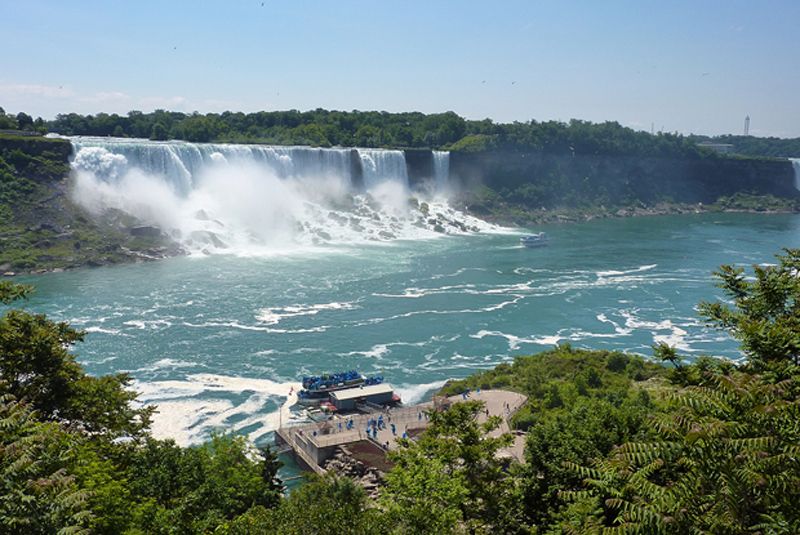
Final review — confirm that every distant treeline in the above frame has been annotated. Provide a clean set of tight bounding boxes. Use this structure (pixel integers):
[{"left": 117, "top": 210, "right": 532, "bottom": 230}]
[
  {"left": 689, "top": 134, "right": 800, "bottom": 158},
  {"left": 43, "top": 107, "right": 709, "bottom": 158},
  {"left": 5, "top": 104, "right": 799, "bottom": 157}
]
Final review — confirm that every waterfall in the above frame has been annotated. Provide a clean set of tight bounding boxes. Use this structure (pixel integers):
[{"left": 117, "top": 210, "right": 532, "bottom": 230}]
[
  {"left": 66, "top": 137, "right": 493, "bottom": 254},
  {"left": 791, "top": 158, "right": 800, "bottom": 191},
  {"left": 432, "top": 151, "right": 450, "bottom": 192},
  {"left": 356, "top": 149, "right": 409, "bottom": 190},
  {"left": 70, "top": 137, "right": 355, "bottom": 194}
]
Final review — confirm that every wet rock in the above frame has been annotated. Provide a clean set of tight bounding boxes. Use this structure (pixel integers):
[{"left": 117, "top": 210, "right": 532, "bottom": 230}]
[
  {"left": 130, "top": 226, "right": 162, "bottom": 238},
  {"left": 328, "top": 212, "right": 349, "bottom": 225},
  {"left": 189, "top": 230, "right": 228, "bottom": 249}
]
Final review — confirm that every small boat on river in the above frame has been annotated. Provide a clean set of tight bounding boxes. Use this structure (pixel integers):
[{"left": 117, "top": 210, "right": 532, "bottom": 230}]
[{"left": 520, "top": 232, "right": 549, "bottom": 248}]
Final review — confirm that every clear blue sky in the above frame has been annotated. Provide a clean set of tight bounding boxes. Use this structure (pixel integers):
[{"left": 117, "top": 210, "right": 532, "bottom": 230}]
[{"left": 2, "top": 0, "right": 799, "bottom": 137}]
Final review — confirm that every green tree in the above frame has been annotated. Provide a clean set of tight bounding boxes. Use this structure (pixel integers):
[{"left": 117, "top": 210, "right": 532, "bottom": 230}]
[
  {"left": 698, "top": 248, "right": 800, "bottom": 370},
  {"left": 0, "top": 282, "right": 153, "bottom": 438},
  {"left": 563, "top": 249, "right": 800, "bottom": 534},
  {"left": 0, "top": 393, "right": 92, "bottom": 534},
  {"left": 381, "top": 447, "right": 469, "bottom": 534},
  {"left": 564, "top": 371, "right": 800, "bottom": 534},
  {"left": 15, "top": 112, "right": 33, "bottom": 130},
  {"left": 381, "top": 401, "right": 526, "bottom": 534},
  {"left": 227, "top": 474, "right": 386, "bottom": 535},
  {"left": 150, "top": 122, "right": 168, "bottom": 141},
  {"left": 126, "top": 434, "right": 283, "bottom": 533}
]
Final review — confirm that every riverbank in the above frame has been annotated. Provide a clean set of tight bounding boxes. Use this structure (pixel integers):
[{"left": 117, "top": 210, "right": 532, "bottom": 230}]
[
  {"left": 4, "top": 196, "right": 798, "bottom": 277},
  {"left": 460, "top": 192, "right": 800, "bottom": 226}
]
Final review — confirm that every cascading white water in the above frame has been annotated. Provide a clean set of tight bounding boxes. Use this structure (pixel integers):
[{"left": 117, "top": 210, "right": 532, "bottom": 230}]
[
  {"left": 356, "top": 149, "right": 409, "bottom": 190},
  {"left": 67, "top": 137, "right": 498, "bottom": 254},
  {"left": 70, "top": 137, "right": 355, "bottom": 194},
  {"left": 432, "top": 151, "right": 450, "bottom": 193},
  {"left": 791, "top": 158, "right": 800, "bottom": 191}
]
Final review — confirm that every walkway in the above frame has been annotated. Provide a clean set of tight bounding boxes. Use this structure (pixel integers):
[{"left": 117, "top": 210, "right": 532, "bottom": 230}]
[{"left": 277, "top": 389, "right": 528, "bottom": 471}]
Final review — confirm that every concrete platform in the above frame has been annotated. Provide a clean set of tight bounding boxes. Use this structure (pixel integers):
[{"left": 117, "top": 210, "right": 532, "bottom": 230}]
[{"left": 276, "top": 389, "right": 528, "bottom": 473}]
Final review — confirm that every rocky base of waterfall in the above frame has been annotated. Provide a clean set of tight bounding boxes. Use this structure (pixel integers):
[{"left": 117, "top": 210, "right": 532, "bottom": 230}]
[{"left": 322, "top": 446, "right": 386, "bottom": 499}]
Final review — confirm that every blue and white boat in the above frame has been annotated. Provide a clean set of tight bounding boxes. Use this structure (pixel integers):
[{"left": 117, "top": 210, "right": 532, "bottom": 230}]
[
  {"left": 296, "top": 370, "right": 384, "bottom": 406},
  {"left": 520, "top": 232, "right": 549, "bottom": 248}
]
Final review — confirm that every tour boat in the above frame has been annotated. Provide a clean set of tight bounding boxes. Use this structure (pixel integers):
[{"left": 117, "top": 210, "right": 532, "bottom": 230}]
[
  {"left": 520, "top": 232, "right": 549, "bottom": 247},
  {"left": 296, "top": 370, "right": 384, "bottom": 406}
]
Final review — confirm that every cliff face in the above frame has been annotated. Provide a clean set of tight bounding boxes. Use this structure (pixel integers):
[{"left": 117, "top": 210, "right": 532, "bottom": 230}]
[
  {"left": 403, "top": 149, "right": 434, "bottom": 189},
  {"left": 0, "top": 133, "right": 73, "bottom": 161},
  {"left": 448, "top": 150, "right": 798, "bottom": 207},
  {"left": 0, "top": 135, "right": 181, "bottom": 274}
]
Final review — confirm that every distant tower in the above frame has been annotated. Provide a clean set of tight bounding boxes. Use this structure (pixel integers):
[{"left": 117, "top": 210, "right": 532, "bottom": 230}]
[{"left": 744, "top": 115, "right": 750, "bottom": 136}]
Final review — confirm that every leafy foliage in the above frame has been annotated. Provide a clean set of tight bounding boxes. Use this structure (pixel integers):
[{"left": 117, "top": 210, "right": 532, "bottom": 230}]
[
  {"left": 45, "top": 108, "right": 708, "bottom": 158},
  {"left": 0, "top": 301, "right": 153, "bottom": 438},
  {"left": 0, "top": 281, "right": 33, "bottom": 304},
  {"left": 562, "top": 249, "right": 800, "bottom": 534},
  {"left": 689, "top": 133, "right": 800, "bottom": 158},
  {"left": 699, "top": 248, "right": 800, "bottom": 369},
  {"left": 226, "top": 474, "right": 386, "bottom": 535},
  {"left": 0, "top": 393, "right": 92, "bottom": 534},
  {"left": 125, "top": 435, "right": 284, "bottom": 534},
  {"left": 563, "top": 370, "right": 800, "bottom": 534},
  {"left": 382, "top": 400, "right": 526, "bottom": 534}
]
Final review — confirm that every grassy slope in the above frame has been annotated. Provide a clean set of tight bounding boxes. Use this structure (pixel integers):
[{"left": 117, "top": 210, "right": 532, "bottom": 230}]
[{"left": 440, "top": 345, "right": 672, "bottom": 430}]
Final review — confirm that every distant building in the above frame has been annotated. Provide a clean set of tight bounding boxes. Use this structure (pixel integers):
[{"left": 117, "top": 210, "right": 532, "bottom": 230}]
[{"left": 697, "top": 142, "right": 734, "bottom": 154}]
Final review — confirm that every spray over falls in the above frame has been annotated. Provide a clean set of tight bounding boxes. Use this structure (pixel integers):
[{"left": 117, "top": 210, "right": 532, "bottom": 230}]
[{"left": 68, "top": 137, "right": 495, "bottom": 255}]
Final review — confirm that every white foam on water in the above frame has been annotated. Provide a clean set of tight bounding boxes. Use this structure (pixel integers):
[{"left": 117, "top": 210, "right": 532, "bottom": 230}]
[
  {"left": 134, "top": 373, "right": 301, "bottom": 446},
  {"left": 596, "top": 264, "right": 658, "bottom": 278},
  {"left": 351, "top": 296, "right": 524, "bottom": 327},
  {"left": 395, "top": 379, "right": 449, "bottom": 405},
  {"left": 133, "top": 358, "right": 198, "bottom": 373},
  {"left": 122, "top": 319, "right": 172, "bottom": 330},
  {"left": 84, "top": 326, "right": 124, "bottom": 335},
  {"left": 338, "top": 344, "right": 392, "bottom": 359},
  {"left": 470, "top": 330, "right": 560, "bottom": 350},
  {"left": 619, "top": 309, "right": 693, "bottom": 352},
  {"left": 255, "top": 301, "right": 358, "bottom": 325},
  {"left": 182, "top": 319, "right": 329, "bottom": 334}
]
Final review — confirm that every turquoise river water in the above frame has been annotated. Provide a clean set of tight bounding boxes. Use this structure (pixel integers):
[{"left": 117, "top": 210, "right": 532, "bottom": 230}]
[{"left": 13, "top": 213, "right": 800, "bottom": 449}]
